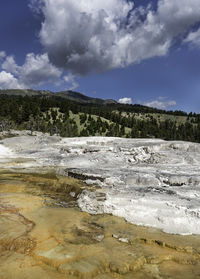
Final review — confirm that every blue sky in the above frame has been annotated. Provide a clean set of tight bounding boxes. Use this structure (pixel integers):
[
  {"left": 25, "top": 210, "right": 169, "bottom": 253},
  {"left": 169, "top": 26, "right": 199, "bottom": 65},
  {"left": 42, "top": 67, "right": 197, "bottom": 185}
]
[{"left": 0, "top": 0, "right": 200, "bottom": 112}]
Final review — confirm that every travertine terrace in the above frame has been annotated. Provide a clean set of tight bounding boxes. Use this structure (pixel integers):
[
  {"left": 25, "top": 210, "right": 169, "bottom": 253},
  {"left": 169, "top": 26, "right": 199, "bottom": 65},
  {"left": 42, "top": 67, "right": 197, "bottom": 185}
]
[
  {"left": 1, "top": 133, "right": 200, "bottom": 278},
  {"left": 1, "top": 133, "right": 200, "bottom": 234}
]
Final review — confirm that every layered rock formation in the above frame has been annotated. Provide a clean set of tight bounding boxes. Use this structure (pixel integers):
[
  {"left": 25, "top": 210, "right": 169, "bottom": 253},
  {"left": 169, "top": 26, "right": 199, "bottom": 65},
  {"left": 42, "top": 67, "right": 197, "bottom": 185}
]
[
  {"left": 1, "top": 135, "right": 200, "bottom": 234},
  {"left": 0, "top": 171, "right": 200, "bottom": 279}
]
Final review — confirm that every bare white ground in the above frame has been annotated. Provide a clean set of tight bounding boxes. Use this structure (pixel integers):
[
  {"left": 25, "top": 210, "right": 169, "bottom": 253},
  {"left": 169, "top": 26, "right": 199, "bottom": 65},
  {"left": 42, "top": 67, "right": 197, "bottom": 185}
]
[{"left": 1, "top": 134, "right": 200, "bottom": 235}]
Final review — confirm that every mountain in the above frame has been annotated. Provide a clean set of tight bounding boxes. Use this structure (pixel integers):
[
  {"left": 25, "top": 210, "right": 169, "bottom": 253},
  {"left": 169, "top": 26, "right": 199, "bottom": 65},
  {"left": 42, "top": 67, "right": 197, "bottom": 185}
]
[
  {"left": 55, "top": 90, "right": 117, "bottom": 105},
  {"left": 0, "top": 89, "right": 117, "bottom": 105}
]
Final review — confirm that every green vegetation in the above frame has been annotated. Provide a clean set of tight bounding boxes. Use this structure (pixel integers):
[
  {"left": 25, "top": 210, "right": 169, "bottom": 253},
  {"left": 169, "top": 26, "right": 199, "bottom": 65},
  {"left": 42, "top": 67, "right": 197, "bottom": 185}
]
[{"left": 0, "top": 94, "right": 200, "bottom": 142}]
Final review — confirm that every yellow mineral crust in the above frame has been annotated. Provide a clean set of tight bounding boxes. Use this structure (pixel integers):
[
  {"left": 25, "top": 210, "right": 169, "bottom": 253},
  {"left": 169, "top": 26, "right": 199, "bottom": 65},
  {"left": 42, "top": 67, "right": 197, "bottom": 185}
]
[{"left": 0, "top": 170, "right": 200, "bottom": 279}]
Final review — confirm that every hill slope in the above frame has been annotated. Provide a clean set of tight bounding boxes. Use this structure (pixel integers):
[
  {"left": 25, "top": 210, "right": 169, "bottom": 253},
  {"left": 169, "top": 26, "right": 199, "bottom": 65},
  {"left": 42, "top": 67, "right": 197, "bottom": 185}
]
[{"left": 0, "top": 89, "right": 199, "bottom": 142}]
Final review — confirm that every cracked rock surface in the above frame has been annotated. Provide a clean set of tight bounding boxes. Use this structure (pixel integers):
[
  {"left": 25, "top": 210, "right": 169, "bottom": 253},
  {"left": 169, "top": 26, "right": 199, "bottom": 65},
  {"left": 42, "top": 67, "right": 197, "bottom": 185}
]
[
  {"left": 0, "top": 171, "right": 200, "bottom": 279},
  {"left": 1, "top": 135, "right": 200, "bottom": 234}
]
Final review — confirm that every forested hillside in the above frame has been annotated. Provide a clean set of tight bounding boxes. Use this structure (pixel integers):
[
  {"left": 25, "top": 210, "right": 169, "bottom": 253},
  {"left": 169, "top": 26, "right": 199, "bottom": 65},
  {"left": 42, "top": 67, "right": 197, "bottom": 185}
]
[{"left": 0, "top": 93, "right": 200, "bottom": 142}]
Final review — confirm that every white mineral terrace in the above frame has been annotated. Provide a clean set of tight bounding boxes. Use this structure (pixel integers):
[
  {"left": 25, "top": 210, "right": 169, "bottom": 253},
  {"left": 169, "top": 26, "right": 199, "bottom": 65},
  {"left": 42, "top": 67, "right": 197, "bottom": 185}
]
[{"left": 1, "top": 133, "right": 200, "bottom": 235}]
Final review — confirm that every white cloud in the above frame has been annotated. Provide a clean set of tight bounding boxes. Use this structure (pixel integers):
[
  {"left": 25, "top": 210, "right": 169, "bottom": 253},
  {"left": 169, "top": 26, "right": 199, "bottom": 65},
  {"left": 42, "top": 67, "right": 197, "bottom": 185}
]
[
  {"left": 0, "top": 52, "right": 65, "bottom": 89},
  {"left": 30, "top": 0, "right": 200, "bottom": 74},
  {"left": 2, "top": 0, "right": 200, "bottom": 89},
  {"left": 0, "top": 71, "right": 24, "bottom": 89},
  {"left": 2, "top": 56, "right": 19, "bottom": 74},
  {"left": 184, "top": 28, "right": 200, "bottom": 48},
  {"left": 29, "top": 0, "right": 44, "bottom": 14},
  {"left": 143, "top": 99, "right": 176, "bottom": 109},
  {"left": 63, "top": 73, "right": 79, "bottom": 90},
  {"left": 118, "top": 97, "right": 132, "bottom": 105},
  {"left": 0, "top": 51, "right": 6, "bottom": 60},
  {"left": 19, "top": 53, "right": 62, "bottom": 87}
]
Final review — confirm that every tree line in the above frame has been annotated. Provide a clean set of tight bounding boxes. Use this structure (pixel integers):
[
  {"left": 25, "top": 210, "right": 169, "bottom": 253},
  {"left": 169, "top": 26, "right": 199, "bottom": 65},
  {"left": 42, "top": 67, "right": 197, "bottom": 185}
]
[{"left": 0, "top": 94, "right": 200, "bottom": 142}]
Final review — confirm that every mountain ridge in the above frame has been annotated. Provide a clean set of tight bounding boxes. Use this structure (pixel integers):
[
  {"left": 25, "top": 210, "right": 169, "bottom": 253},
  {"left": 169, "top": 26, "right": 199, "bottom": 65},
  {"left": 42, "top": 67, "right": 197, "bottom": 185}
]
[{"left": 0, "top": 89, "right": 117, "bottom": 105}]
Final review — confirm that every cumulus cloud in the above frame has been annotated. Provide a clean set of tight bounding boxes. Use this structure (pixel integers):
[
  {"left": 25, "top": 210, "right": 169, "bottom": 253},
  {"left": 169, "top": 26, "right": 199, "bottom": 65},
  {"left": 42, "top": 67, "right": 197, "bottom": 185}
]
[
  {"left": 19, "top": 53, "right": 62, "bottom": 87},
  {"left": 184, "top": 28, "right": 200, "bottom": 48},
  {"left": 63, "top": 73, "right": 79, "bottom": 90},
  {"left": 0, "top": 51, "right": 6, "bottom": 60},
  {"left": 118, "top": 97, "right": 132, "bottom": 105},
  {"left": 30, "top": 0, "right": 200, "bottom": 75},
  {"left": 0, "top": 71, "right": 23, "bottom": 89},
  {"left": 2, "top": 55, "right": 19, "bottom": 74},
  {"left": 0, "top": 52, "right": 64, "bottom": 89},
  {"left": 143, "top": 98, "right": 176, "bottom": 109}
]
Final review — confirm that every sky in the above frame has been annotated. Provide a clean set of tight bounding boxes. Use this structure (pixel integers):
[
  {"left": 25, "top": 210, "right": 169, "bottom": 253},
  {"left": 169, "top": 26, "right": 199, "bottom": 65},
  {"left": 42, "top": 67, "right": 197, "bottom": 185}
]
[{"left": 0, "top": 0, "right": 200, "bottom": 112}]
